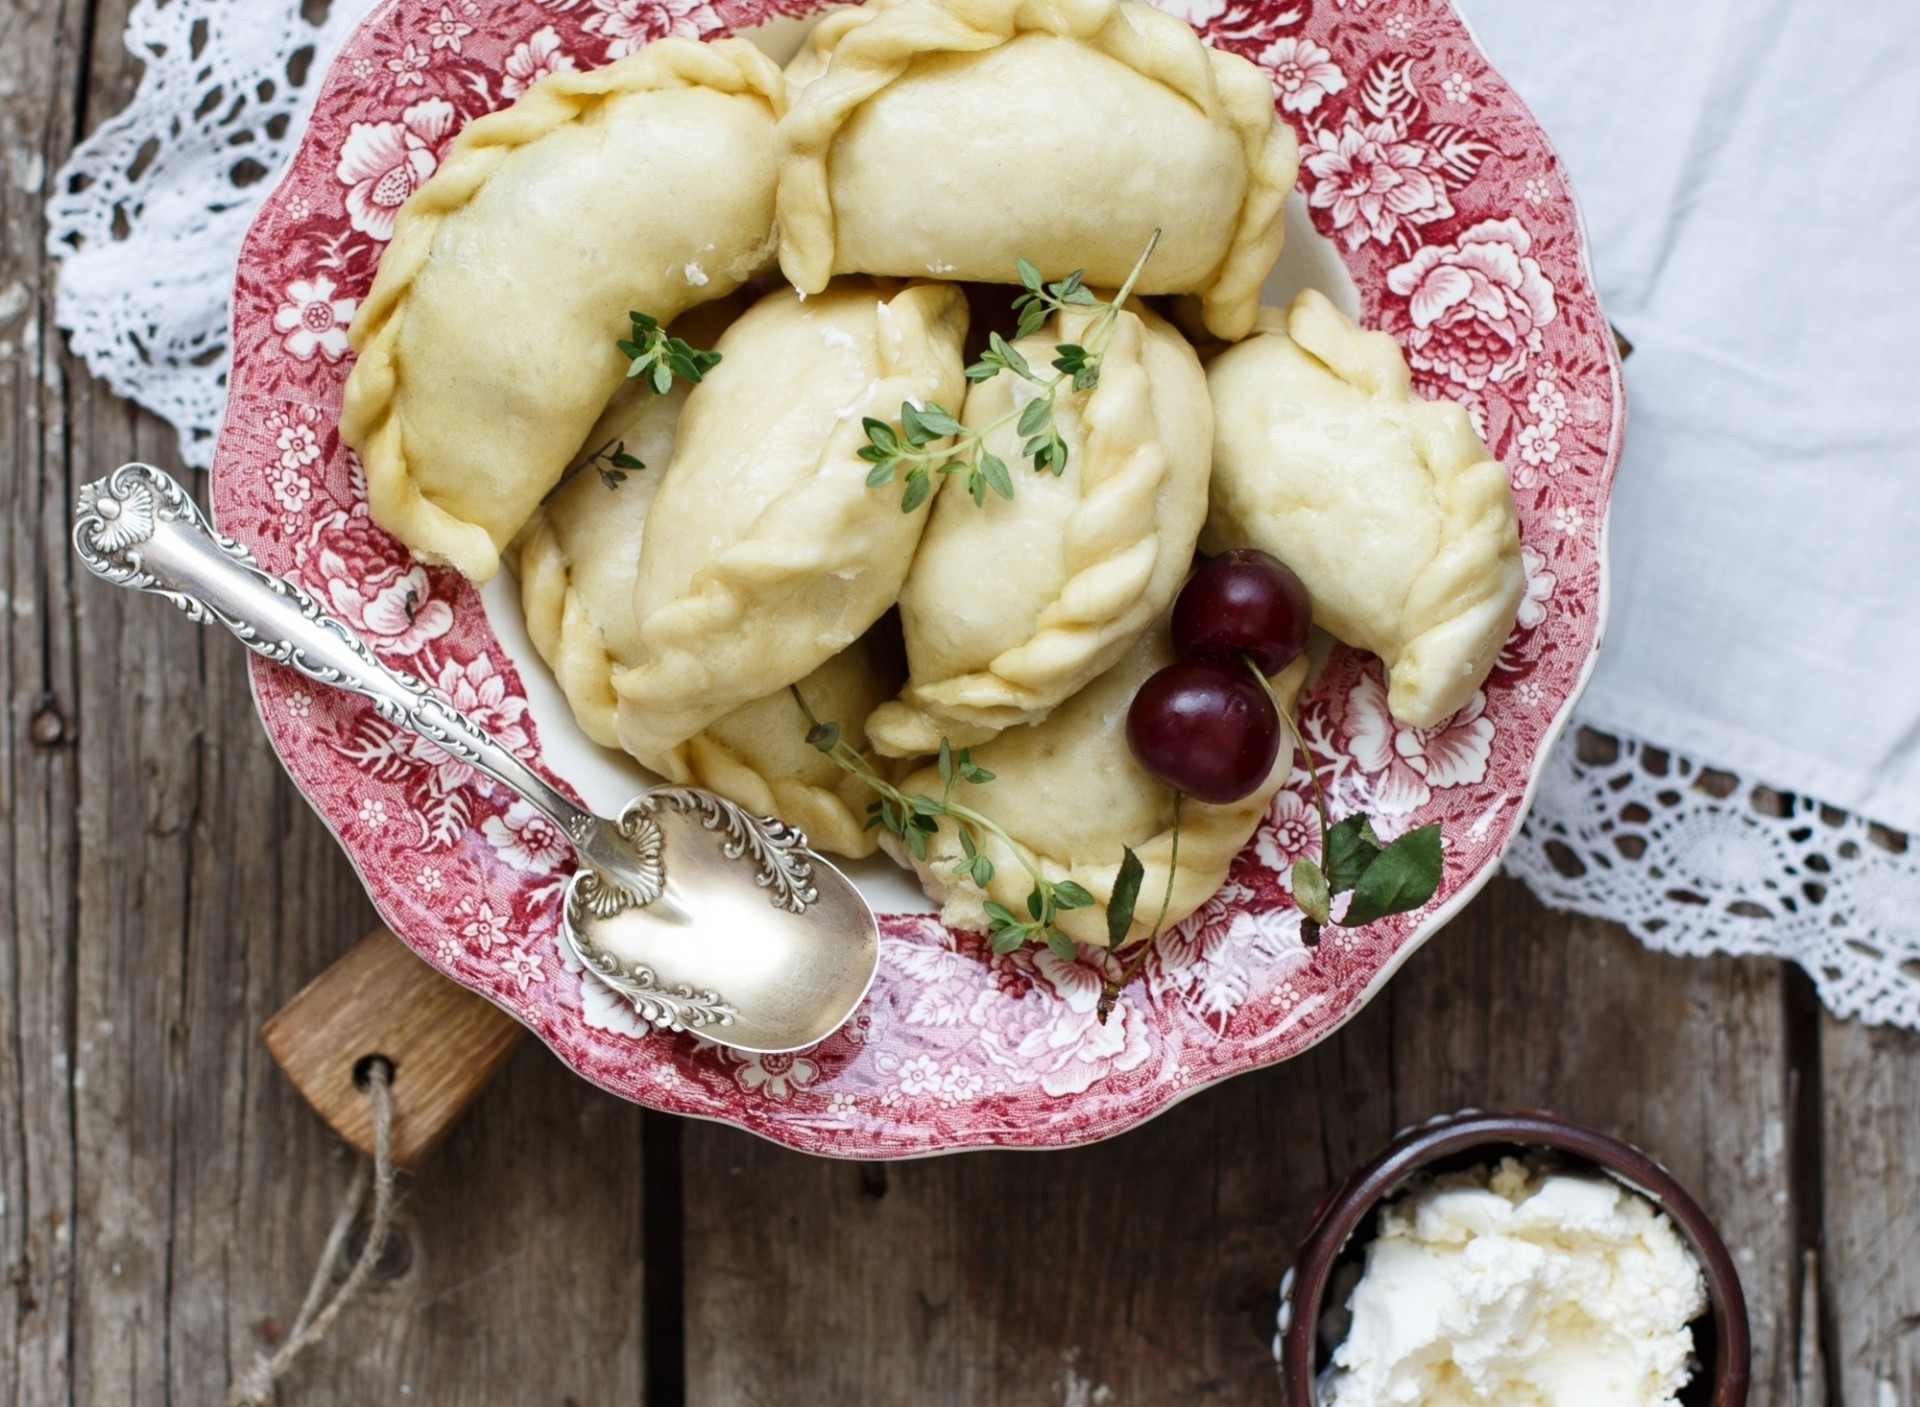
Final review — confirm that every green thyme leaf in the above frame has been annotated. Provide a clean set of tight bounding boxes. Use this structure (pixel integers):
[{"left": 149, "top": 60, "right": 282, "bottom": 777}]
[
  {"left": 866, "top": 459, "right": 898, "bottom": 488},
  {"left": 621, "top": 312, "right": 720, "bottom": 395},
  {"left": 1016, "top": 393, "right": 1054, "bottom": 439},
  {"left": 597, "top": 467, "right": 628, "bottom": 490},
  {"left": 937, "top": 738, "right": 954, "bottom": 787},
  {"left": 988, "top": 333, "right": 1034, "bottom": 381},
  {"left": 1016, "top": 257, "right": 1045, "bottom": 293},
  {"left": 916, "top": 404, "right": 963, "bottom": 437},
  {"left": 899, "top": 401, "right": 935, "bottom": 446},
  {"left": 1341, "top": 824, "right": 1442, "bottom": 926},
  {"left": 1045, "top": 927, "right": 1078, "bottom": 961},
  {"left": 978, "top": 452, "right": 1014, "bottom": 502},
  {"left": 610, "top": 449, "right": 646, "bottom": 471},
  {"left": 863, "top": 418, "right": 900, "bottom": 454},
  {"left": 900, "top": 468, "right": 932, "bottom": 513},
  {"left": 1051, "top": 880, "right": 1095, "bottom": 911},
  {"left": 1107, "top": 847, "right": 1145, "bottom": 948}
]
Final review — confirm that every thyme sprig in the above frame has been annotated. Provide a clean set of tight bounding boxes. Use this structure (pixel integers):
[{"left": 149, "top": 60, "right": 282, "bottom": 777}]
[
  {"left": 619, "top": 309, "right": 721, "bottom": 394},
  {"left": 860, "top": 230, "right": 1163, "bottom": 511},
  {"left": 586, "top": 439, "right": 647, "bottom": 490},
  {"left": 790, "top": 688, "right": 1096, "bottom": 958},
  {"left": 544, "top": 312, "right": 722, "bottom": 503}
]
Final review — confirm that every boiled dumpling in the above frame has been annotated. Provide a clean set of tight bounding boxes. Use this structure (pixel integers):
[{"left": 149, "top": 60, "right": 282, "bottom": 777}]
[
  {"left": 883, "top": 623, "right": 1307, "bottom": 948},
  {"left": 515, "top": 389, "right": 902, "bottom": 858},
  {"left": 866, "top": 299, "right": 1211, "bottom": 757},
  {"left": 1204, "top": 290, "right": 1524, "bottom": 727},
  {"left": 664, "top": 634, "right": 904, "bottom": 859},
  {"left": 514, "top": 381, "right": 691, "bottom": 748},
  {"left": 342, "top": 39, "right": 786, "bottom": 581},
  {"left": 612, "top": 278, "right": 969, "bottom": 766},
  {"left": 777, "top": 0, "right": 1297, "bottom": 340}
]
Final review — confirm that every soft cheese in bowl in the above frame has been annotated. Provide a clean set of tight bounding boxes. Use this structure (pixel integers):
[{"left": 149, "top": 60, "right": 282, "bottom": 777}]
[
  {"left": 1276, "top": 1111, "right": 1751, "bottom": 1407},
  {"left": 1321, "top": 1158, "right": 1706, "bottom": 1407}
]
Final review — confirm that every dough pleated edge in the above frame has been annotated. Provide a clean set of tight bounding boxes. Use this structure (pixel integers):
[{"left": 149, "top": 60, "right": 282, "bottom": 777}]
[
  {"left": 514, "top": 512, "right": 626, "bottom": 748},
  {"left": 659, "top": 731, "right": 883, "bottom": 860},
  {"left": 774, "top": 0, "right": 1298, "bottom": 340},
  {"left": 1282, "top": 290, "right": 1523, "bottom": 727},
  {"left": 612, "top": 280, "right": 969, "bottom": 759},
  {"left": 885, "top": 656, "right": 1307, "bottom": 947},
  {"left": 339, "top": 38, "right": 788, "bottom": 581},
  {"left": 868, "top": 306, "right": 1206, "bottom": 756}
]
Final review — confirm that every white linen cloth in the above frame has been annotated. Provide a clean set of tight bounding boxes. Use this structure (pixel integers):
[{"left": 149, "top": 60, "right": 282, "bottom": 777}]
[
  {"left": 44, "top": 0, "right": 1920, "bottom": 1024},
  {"left": 1466, "top": 0, "right": 1920, "bottom": 834}
]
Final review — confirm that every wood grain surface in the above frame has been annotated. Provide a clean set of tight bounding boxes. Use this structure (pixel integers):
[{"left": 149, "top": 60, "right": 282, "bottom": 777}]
[
  {"left": 3, "top": 4, "right": 1915, "bottom": 1404},
  {"left": 262, "top": 928, "right": 525, "bottom": 1172}
]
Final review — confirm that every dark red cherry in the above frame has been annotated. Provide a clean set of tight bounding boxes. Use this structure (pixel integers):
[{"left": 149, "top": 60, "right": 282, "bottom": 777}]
[
  {"left": 1126, "top": 660, "right": 1283, "bottom": 804},
  {"left": 1171, "top": 548, "right": 1312, "bottom": 676}
]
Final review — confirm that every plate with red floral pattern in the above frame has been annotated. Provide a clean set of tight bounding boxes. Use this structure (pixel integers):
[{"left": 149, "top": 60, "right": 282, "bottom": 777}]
[{"left": 213, "top": 0, "right": 1618, "bottom": 1156}]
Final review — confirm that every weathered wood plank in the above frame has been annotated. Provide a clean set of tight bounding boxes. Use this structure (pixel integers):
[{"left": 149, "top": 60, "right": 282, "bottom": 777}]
[
  {"left": 0, "top": 2, "right": 653, "bottom": 1402},
  {"left": 681, "top": 879, "right": 1797, "bottom": 1406},
  {"left": 2, "top": 4, "right": 105, "bottom": 1404},
  {"left": 1822, "top": 1015, "right": 1920, "bottom": 1407}
]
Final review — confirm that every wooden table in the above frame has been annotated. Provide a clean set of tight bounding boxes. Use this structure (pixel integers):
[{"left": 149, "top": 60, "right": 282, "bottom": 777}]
[{"left": 5, "top": 5, "right": 1916, "bottom": 1403}]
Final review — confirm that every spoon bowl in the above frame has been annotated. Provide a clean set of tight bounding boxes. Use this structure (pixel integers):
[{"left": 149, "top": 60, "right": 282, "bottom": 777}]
[{"left": 73, "top": 463, "right": 880, "bottom": 1056}]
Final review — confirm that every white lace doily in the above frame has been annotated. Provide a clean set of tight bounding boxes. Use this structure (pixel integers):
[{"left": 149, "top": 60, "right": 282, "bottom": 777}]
[
  {"left": 45, "top": 0, "right": 374, "bottom": 468},
  {"left": 49, "top": 0, "right": 1920, "bottom": 1029},
  {"left": 1504, "top": 732, "right": 1919, "bottom": 1027}
]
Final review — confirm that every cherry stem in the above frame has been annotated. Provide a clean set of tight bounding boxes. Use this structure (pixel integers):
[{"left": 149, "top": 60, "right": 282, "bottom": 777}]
[{"left": 1242, "top": 653, "right": 1330, "bottom": 870}]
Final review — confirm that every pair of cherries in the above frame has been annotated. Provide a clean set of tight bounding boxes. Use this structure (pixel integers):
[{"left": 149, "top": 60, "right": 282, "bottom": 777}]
[{"left": 1127, "top": 549, "right": 1312, "bottom": 804}]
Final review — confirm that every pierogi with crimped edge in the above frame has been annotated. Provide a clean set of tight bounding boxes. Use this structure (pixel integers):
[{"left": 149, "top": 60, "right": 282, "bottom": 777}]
[
  {"left": 341, "top": 38, "right": 785, "bottom": 582},
  {"left": 611, "top": 277, "right": 969, "bottom": 768},
  {"left": 881, "top": 621, "right": 1308, "bottom": 948},
  {"left": 1204, "top": 289, "right": 1525, "bottom": 728},
  {"left": 866, "top": 297, "right": 1211, "bottom": 757},
  {"left": 513, "top": 365, "right": 904, "bottom": 858},
  {"left": 775, "top": 0, "right": 1298, "bottom": 340}
]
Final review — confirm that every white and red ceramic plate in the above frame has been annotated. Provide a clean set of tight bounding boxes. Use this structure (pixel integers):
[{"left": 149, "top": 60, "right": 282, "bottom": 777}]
[{"left": 213, "top": 0, "right": 1618, "bottom": 1156}]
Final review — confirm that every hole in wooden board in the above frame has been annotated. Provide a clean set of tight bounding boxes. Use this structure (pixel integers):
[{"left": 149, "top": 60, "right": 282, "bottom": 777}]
[{"left": 352, "top": 1052, "right": 395, "bottom": 1090}]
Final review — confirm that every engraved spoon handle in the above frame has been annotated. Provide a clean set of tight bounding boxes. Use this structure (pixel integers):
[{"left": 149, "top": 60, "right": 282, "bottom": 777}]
[{"left": 72, "top": 464, "right": 658, "bottom": 904}]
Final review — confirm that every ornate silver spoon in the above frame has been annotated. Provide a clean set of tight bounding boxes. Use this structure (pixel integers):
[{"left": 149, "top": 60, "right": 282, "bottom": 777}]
[{"left": 73, "top": 464, "right": 879, "bottom": 1055}]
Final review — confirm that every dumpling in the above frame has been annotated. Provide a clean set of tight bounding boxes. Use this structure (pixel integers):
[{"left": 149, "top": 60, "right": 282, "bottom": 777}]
[
  {"left": 514, "top": 380, "right": 691, "bottom": 748},
  {"left": 341, "top": 39, "right": 786, "bottom": 582},
  {"left": 883, "top": 623, "right": 1308, "bottom": 948},
  {"left": 515, "top": 388, "right": 903, "bottom": 858},
  {"left": 866, "top": 299, "right": 1211, "bottom": 757},
  {"left": 1204, "top": 290, "right": 1525, "bottom": 727},
  {"left": 660, "top": 633, "right": 904, "bottom": 859},
  {"left": 776, "top": 0, "right": 1298, "bottom": 340},
  {"left": 612, "top": 278, "right": 969, "bottom": 765}
]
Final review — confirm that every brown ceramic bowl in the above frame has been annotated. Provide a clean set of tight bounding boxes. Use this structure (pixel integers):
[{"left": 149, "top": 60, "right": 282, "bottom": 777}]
[{"left": 1276, "top": 1110, "right": 1750, "bottom": 1407}]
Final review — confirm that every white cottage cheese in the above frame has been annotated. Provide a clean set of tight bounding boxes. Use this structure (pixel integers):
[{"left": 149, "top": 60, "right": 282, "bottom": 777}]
[{"left": 1321, "top": 1158, "right": 1708, "bottom": 1407}]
